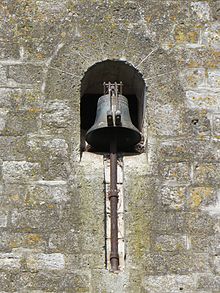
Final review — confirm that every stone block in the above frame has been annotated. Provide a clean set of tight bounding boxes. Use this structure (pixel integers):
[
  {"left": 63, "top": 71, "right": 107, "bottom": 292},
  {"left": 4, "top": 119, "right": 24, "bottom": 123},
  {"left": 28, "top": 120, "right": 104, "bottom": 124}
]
[
  {"left": 214, "top": 256, "right": 220, "bottom": 274},
  {"left": 159, "top": 186, "right": 186, "bottom": 210},
  {"left": 158, "top": 140, "right": 190, "bottom": 162},
  {"left": 3, "top": 110, "right": 39, "bottom": 136},
  {"left": 11, "top": 204, "right": 80, "bottom": 233},
  {"left": 150, "top": 104, "right": 181, "bottom": 136},
  {"left": 9, "top": 88, "right": 44, "bottom": 111},
  {"left": 27, "top": 135, "right": 69, "bottom": 159},
  {"left": 213, "top": 113, "right": 220, "bottom": 137},
  {"left": 202, "top": 189, "right": 220, "bottom": 217},
  {"left": 201, "top": 23, "right": 220, "bottom": 51},
  {"left": 192, "top": 140, "right": 220, "bottom": 161},
  {"left": 0, "top": 88, "right": 14, "bottom": 108},
  {"left": 2, "top": 183, "right": 27, "bottom": 207},
  {"left": 26, "top": 135, "right": 70, "bottom": 180},
  {"left": 153, "top": 234, "right": 190, "bottom": 252},
  {"left": 11, "top": 208, "right": 57, "bottom": 232},
  {"left": 207, "top": 69, "right": 220, "bottom": 88},
  {"left": 159, "top": 161, "right": 191, "bottom": 184},
  {"left": 191, "top": 2, "right": 210, "bottom": 21},
  {"left": 0, "top": 41, "right": 20, "bottom": 60},
  {"left": 90, "top": 269, "right": 129, "bottom": 293},
  {"left": 186, "top": 109, "right": 211, "bottom": 138},
  {"left": 0, "top": 136, "right": 26, "bottom": 160},
  {"left": 186, "top": 212, "right": 216, "bottom": 235},
  {"left": 191, "top": 234, "right": 220, "bottom": 254},
  {"left": 197, "top": 274, "right": 220, "bottom": 290},
  {"left": 8, "top": 64, "right": 43, "bottom": 84},
  {"left": 15, "top": 271, "right": 64, "bottom": 291},
  {"left": 0, "top": 109, "right": 8, "bottom": 132},
  {"left": 2, "top": 161, "right": 41, "bottom": 183},
  {"left": 0, "top": 231, "right": 46, "bottom": 251},
  {"left": 0, "top": 65, "right": 7, "bottom": 84},
  {"left": 41, "top": 100, "right": 72, "bottom": 129},
  {"left": 143, "top": 274, "right": 197, "bottom": 293},
  {"left": 211, "top": 1, "right": 220, "bottom": 21},
  {"left": 194, "top": 162, "right": 220, "bottom": 186},
  {"left": 151, "top": 210, "right": 186, "bottom": 234},
  {"left": 186, "top": 90, "right": 219, "bottom": 110},
  {"left": 0, "top": 213, "right": 7, "bottom": 227},
  {"left": 0, "top": 271, "right": 18, "bottom": 291},
  {"left": 27, "top": 180, "right": 69, "bottom": 206},
  {"left": 184, "top": 46, "right": 220, "bottom": 68},
  {"left": 174, "top": 25, "right": 200, "bottom": 46},
  {"left": 158, "top": 139, "right": 220, "bottom": 162},
  {"left": 0, "top": 252, "right": 21, "bottom": 270},
  {"left": 26, "top": 253, "right": 65, "bottom": 271},
  {"left": 125, "top": 173, "right": 157, "bottom": 213},
  {"left": 65, "top": 253, "right": 104, "bottom": 271},
  {"left": 188, "top": 186, "right": 216, "bottom": 209},
  {"left": 59, "top": 272, "right": 90, "bottom": 292},
  {"left": 48, "top": 231, "right": 80, "bottom": 254},
  {"left": 179, "top": 68, "right": 206, "bottom": 89},
  {"left": 45, "top": 66, "right": 80, "bottom": 101},
  {"left": 144, "top": 252, "right": 210, "bottom": 275}
]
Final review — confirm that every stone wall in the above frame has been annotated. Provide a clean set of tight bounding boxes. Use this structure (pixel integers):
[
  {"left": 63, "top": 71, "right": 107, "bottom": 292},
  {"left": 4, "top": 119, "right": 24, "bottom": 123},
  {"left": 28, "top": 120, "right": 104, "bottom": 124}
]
[{"left": 0, "top": 0, "right": 220, "bottom": 292}]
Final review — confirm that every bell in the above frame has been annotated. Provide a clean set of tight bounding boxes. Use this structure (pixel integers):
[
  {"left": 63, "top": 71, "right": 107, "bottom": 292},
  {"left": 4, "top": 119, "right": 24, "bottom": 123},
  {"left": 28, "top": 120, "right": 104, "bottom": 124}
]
[{"left": 85, "top": 94, "right": 141, "bottom": 151}]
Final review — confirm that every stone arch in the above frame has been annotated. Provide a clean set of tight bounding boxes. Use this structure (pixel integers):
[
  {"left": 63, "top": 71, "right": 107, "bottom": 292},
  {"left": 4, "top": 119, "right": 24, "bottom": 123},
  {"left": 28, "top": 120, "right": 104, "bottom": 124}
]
[{"left": 45, "top": 26, "right": 185, "bottom": 156}]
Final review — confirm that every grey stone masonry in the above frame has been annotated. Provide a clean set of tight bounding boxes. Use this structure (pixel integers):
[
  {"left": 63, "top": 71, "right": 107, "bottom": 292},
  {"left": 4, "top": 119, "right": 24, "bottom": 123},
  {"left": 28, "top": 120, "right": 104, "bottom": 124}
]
[{"left": 0, "top": 0, "right": 219, "bottom": 292}]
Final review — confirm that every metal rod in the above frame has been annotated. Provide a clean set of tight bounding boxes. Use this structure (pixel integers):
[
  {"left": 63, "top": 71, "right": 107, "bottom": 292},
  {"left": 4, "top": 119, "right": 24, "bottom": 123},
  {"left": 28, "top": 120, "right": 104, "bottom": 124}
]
[{"left": 109, "top": 137, "right": 119, "bottom": 271}]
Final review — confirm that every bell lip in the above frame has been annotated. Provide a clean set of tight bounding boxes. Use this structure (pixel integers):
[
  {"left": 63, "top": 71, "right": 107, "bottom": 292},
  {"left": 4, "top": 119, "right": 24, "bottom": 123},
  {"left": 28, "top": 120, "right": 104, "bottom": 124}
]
[{"left": 85, "top": 126, "right": 142, "bottom": 151}]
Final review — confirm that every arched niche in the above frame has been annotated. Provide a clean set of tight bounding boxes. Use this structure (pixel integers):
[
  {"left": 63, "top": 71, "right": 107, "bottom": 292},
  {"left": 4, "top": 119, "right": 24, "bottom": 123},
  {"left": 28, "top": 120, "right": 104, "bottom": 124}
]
[{"left": 80, "top": 60, "right": 146, "bottom": 152}]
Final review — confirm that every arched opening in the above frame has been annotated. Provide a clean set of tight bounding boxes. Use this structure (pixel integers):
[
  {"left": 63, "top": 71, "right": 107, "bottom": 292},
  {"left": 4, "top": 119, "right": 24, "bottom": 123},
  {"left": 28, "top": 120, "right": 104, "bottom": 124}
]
[{"left": 80, "top": 60, "right": 146, "bottom": 152}]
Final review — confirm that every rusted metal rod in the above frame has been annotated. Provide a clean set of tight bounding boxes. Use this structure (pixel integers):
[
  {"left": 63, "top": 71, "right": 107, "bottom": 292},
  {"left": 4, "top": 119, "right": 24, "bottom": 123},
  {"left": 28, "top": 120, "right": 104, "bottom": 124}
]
[{"left": 109, "top": 137, "right": 119, "bottom": 271}]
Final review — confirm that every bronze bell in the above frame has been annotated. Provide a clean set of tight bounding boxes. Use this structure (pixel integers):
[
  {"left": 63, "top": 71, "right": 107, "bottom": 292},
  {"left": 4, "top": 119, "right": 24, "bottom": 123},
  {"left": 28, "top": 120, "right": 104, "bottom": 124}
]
[{"left": 85, "top": 93, "right": 141, "bottom": 151}]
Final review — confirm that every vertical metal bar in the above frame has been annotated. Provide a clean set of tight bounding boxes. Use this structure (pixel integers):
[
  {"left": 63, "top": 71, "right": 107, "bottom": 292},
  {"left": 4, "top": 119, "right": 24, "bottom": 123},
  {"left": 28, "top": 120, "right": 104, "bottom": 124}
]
[{"left": 109, "top": 137, "right": 119, "bottom": 271}]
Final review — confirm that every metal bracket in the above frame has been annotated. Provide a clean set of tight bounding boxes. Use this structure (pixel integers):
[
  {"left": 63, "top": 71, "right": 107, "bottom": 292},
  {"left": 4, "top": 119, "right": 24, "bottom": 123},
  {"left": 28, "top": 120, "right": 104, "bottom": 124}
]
[{"left": 103, "top": 82, "right": 123, "bottom": 127}]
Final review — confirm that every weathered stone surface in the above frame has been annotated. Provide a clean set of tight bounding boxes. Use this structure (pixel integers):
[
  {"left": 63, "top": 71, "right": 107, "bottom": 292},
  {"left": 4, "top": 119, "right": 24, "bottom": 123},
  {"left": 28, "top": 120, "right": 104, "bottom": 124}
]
[
  {"left": 0, "top": 136, "right": 26, "bottom": 160},
  {"left": 48, "top": 231, "right": 80, "bottom": 254},
  {"left": 143, "top": 252, "right": 210, "bottom": 275},
  {"left": 159, "top": 161, "right": 191, "bottom": 184},
  {"left": 191, "top": 234, "right": 220, "bottom": 254},
  {"left": 179, "top": 68, "right": 206, "bottom": 89},
  {"left": 41, "top": 100, "right": 72, "bottom": 129},
  {"left": 194, "top": 162, "right": 220, "bottom": 186},
  {"left": 11, "top": 204, "right": 80, "bottom": 234},
  {"left": 186, "top": 90, "right": 220, "bottom": 110},
  {"left": 8, "top": 64, "right": 43, "bottom": 84},
  {"left": 0, "top": 0, "right": 219, "bottom": 292},
  {"left": 27, "top": 180, "right": 69, "bottom": 205},
  {"left": 151, "top": 211, "right": 186, "bottom": 234},
  {"left": 0, "top": 252, "right": 21, "bottom": 270},
  {"left": 201, "top": 23, "right": 220, "bottom": 51},
  {"left": 197, "top": 274, "right": 220, "bottom": 290},
  {"left": 153, "top": 234, "right": 189, "bottom": 252},
  {"left": 143, "top": 274, "right": 197, "bottom": 293},
  {"left": 0, "top": 212, "right": 8, "bottom": 228},
  {"left": 0, "top": 41, "right": 20, "bottom": 60},
  {"left": 0, "top": 109, "right": 8, "bottom": 132},
  {"left": 2, "top": 110, "right": 39, "bottom": 136},
  {"left": 0, "top": 65, "right": 7, "bottom": 84},
  {"left": 159, "top": 186, "right": 186, "bottom": 210},
  {"left": 26, "top": 253, "right": 65, "bottom": 271},
  {"left": 2, "top": 161, "right": 41, "bottom": 183},
  {"left": 0, "top": 231, "right": 46, "bottom": 251},
  {"left": 188, "top": 186, "right": 216, "bottom": 209}
]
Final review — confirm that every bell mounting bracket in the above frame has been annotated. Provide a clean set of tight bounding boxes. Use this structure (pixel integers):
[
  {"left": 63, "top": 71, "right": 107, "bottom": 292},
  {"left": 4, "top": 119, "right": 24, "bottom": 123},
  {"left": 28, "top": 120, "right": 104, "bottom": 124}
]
[{"left": 104, "top": 82, "right": 123, "bottom": 127}]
